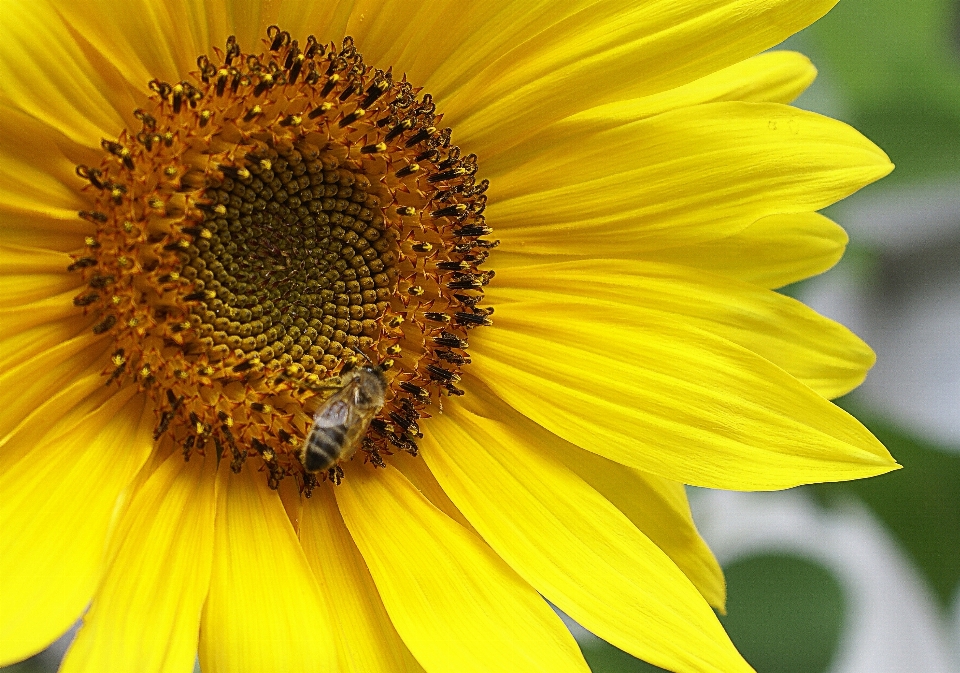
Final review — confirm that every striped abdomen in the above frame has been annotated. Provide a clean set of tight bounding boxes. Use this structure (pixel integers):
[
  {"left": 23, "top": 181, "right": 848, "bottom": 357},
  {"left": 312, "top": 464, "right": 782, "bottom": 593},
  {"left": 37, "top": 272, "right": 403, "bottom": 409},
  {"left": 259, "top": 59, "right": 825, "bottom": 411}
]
[{"left": 303, "top": 423, "right": 353, "bottom": 472}]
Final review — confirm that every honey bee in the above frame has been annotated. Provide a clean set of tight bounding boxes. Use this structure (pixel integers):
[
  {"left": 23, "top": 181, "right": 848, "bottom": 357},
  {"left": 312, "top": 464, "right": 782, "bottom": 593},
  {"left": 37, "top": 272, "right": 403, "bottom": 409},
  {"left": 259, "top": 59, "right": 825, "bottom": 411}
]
[{"left": 301, "top": 359, "right": 389, "bottom": 476}]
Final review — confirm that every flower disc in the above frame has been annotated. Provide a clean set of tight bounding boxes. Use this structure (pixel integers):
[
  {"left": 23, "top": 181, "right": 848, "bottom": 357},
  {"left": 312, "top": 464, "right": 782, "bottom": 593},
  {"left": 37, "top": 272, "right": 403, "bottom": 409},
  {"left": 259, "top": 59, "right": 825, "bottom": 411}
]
[{"left": 70, "top": 28, "right": 495, "bottom": 489}]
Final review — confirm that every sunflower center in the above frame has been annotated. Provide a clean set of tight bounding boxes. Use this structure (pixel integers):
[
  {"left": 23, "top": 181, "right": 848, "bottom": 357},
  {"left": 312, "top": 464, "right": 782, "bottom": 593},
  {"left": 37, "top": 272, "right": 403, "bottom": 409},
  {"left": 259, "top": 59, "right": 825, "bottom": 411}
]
[
  {"left": 188, "top": 147, "right": 397, "bottom": 372},
  {"left": 68, "top": 28, "right": 495, "bottom": 491}
]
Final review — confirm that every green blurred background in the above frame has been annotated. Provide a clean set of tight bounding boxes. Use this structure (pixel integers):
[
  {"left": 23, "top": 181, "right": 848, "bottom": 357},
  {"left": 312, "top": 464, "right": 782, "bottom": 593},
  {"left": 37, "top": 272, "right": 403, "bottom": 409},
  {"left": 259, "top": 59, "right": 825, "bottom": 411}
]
[{"left": 5, "top": 0, "right": 959, "bottom": 671}]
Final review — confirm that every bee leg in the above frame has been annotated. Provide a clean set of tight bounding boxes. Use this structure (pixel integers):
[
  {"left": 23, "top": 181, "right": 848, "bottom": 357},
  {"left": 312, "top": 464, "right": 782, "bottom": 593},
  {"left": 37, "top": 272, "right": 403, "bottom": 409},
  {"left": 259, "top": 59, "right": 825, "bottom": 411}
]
[
  {"left": 303, "top": 472, "right": 318, "bottom": 497},
  {"left": 327, "top": 465, "right": 344, "bottom": 485},
  {"left": 368, "top": 447, "right": 386, "bottom": 468},
  {"left": 266, "top": 463, "right": 282, "bottom": 490}
]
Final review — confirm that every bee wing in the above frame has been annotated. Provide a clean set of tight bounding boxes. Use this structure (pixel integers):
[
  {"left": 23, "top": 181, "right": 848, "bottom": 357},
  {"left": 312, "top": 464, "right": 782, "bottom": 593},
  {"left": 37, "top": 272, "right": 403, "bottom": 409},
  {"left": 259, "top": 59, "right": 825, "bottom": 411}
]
[{"left": 312, "top": 379, "right": 363, "bottom": 428}]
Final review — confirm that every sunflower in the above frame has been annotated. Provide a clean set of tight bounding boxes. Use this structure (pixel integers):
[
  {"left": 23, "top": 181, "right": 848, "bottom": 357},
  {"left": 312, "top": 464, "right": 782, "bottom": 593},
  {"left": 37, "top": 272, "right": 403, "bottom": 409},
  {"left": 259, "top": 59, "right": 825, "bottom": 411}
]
[{"left": 0, "top": 0, "right": 898, "bottom": 671}]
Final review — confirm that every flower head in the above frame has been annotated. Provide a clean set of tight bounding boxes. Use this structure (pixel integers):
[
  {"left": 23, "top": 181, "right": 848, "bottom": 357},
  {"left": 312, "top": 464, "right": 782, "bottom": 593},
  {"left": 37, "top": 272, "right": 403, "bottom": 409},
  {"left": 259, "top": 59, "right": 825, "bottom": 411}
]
[{"left": 0, "top": 1, "right": 897, "bottom": 672}]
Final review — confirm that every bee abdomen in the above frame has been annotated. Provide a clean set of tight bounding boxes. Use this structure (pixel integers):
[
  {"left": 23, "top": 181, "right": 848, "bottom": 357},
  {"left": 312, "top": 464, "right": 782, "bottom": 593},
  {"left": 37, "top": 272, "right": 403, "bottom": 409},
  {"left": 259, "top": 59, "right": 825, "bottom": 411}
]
[{"left": 303, "top": 425, "right": 347, "bottom": 472}]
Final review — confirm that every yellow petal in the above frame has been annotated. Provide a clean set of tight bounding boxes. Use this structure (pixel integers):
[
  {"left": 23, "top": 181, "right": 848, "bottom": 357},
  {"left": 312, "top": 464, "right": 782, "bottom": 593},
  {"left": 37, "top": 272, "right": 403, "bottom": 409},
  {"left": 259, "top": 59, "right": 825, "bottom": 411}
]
[
  {"left": 0, "top": 245, "right": 81, "bottom": 308},
  {"left": 277, "top": 475, "right": 303, "bottom": 535},
  {"left": 57, "top": 0, "right": 401, "bottom": 97},
  {"left": 0, "top": 389, "right": 149, "bottom": 666},
  {"left": 485, "top": 50, "right": 817, "bottom": 179},
  {"left": 0, "top": 244, "right": 74, "bottom": 273},
  {"left": 0, "top": 289, "right": 85, "bottom": 339},
  {"left": 489, "top": 102, "right": 891, "bottom": 257},
  {"left": 0, "top": 101, "right": 95, "bottom": 182},
  {"left": 614, "top": 50, "right": 818, "bottom": 118},
  {"left": 56, "top": 0, "right": 217, "bottom": 91},
  {"left": 0, "top": 104, "right": 93, "bottom": 209},
  {"left": 344, "top": 0, "right": 490, "bottom": 83},
  {"left": 0, "top": 331, "right": 109, "bottom": 445},
  {"left": 301, "top": 484, "right": 426, "bottom": 673},
  {"left": 644, "top": 212, "right": 850, "bottom": 289},
  {"left": 0, "top": 1, "right": 131, "bottom": 146},
  {"left": 0, "top": 368, "right": 117, "bottom": 477},
  {"left": 220, "top": 0, "right": 268, "bottom": 53},
  {"left": 199, "top": 464, "right": 337, "bottom": 673},
  {"left": 336, "top": 463, "right": 590, "bottom": 673},
  {"left": 423, "top": 394, "right": 749, "bottom": 673},
  {"left": 60, "top": 450, "right": 218, "bottom": 673},
  {"left": 470, "top": 299, "right": 898, "bottom": 490},
  {"left": 447, "top": 0, "right": 838, "bottom": 155},
  {"left": 491, "top": 261, "right": 875, "bottom": 399},
  {"left": 547, "top": 441, "right": 727, "bottom": 611},
  {"left": 393, "top": 450, "right": 476, "bottom": 531},
  {"left": 345, "top": 0, "right": 620, "bottom": 103},
  {"left": 0, "top": 211, "right": 89, "bottom": 252},
  {"left": 0, "top": 105, "right": 93, "bottom": 251},
  {"left": 0, "top": 319, "right": 87, "bottom": 372}
]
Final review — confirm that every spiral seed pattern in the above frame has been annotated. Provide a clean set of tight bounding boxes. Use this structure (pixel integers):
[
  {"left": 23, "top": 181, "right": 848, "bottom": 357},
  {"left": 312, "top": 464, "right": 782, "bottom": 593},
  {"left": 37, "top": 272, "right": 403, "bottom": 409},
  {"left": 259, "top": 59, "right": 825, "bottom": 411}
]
[{"left": 188, "top": 150, "right": 398, "bottom": 375}]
